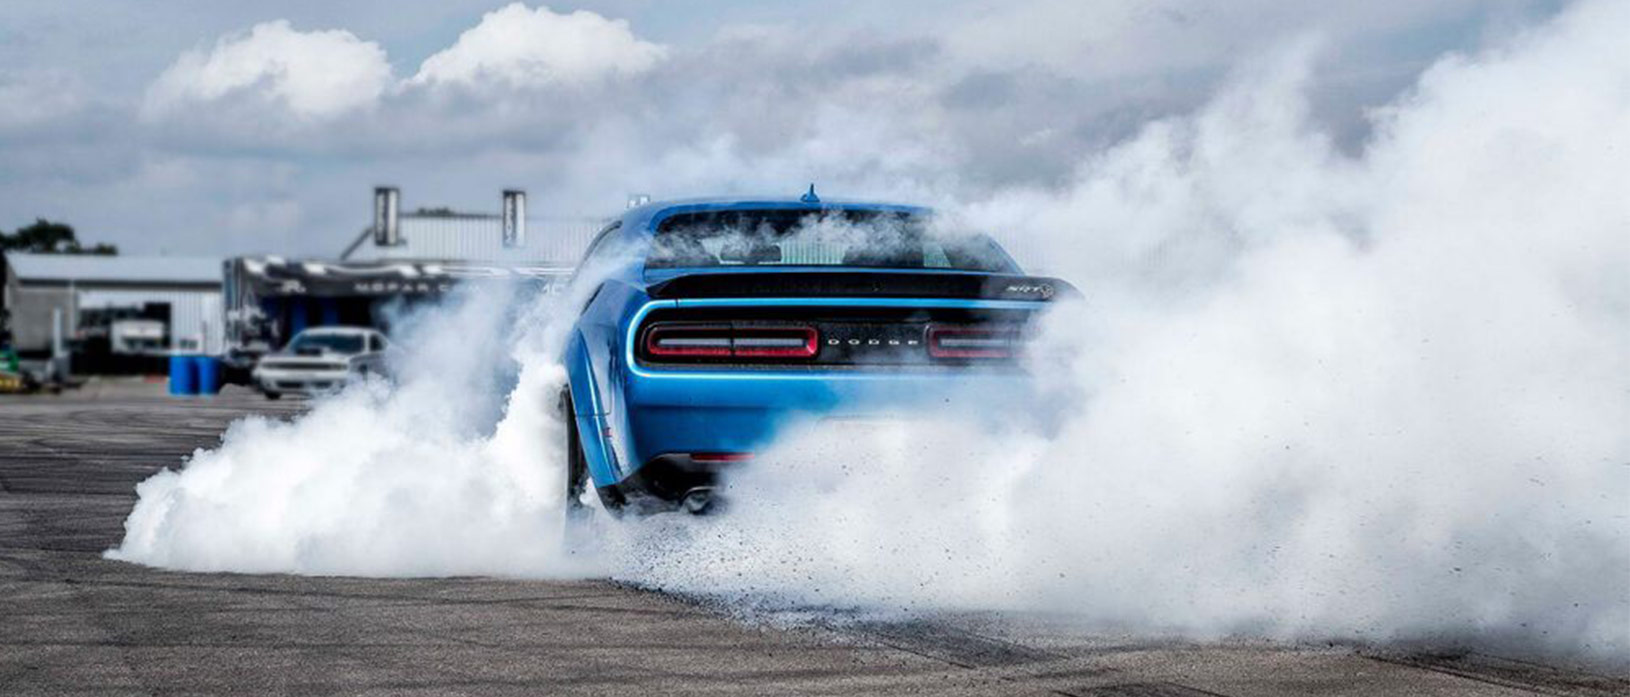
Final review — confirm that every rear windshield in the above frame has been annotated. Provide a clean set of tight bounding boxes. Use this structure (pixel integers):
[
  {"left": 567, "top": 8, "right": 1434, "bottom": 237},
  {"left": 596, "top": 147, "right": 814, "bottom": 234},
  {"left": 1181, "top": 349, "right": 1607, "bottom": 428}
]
[{"left": 646, "top": 209, "right": 1016, "bottom": 272}]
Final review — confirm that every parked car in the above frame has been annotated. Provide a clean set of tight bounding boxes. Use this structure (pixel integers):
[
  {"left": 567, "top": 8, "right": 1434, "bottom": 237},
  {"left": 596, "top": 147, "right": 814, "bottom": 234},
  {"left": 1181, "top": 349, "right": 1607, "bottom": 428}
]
[
  {"left": 252, "top": 326, "right": 388, "bottom": 399},
  {"left": 560, "top": 192, "right": 1076, "bottom": 515}
]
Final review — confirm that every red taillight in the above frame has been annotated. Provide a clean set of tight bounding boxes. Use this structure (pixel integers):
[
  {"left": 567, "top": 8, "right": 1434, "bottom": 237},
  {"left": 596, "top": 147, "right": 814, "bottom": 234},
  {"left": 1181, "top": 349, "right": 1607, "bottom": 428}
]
[
  {"left": 643, "top": 324, "right": 818, "bottom": 360},
  {"left": 926, "top": 324, "right": 1020, "bottom": 359},
  {"left": 645, "top": 324, "right": 732, "bottom": 357},
  {"left": 732, "top": 327, "right": 818, "bottom": 358}
]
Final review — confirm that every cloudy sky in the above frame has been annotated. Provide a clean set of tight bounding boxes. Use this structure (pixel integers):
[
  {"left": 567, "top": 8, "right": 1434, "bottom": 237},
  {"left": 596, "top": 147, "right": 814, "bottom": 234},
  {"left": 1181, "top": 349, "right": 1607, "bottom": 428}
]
[{"left": 0, "top": 1, "right": 1565, "bottom": 257}]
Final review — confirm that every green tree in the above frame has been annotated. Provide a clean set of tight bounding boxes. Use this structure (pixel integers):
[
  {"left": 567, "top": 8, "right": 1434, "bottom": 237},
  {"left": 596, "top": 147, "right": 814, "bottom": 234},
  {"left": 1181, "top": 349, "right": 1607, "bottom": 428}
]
[{"left": 0, "top": 219, "right": 117, "bottom": 255}]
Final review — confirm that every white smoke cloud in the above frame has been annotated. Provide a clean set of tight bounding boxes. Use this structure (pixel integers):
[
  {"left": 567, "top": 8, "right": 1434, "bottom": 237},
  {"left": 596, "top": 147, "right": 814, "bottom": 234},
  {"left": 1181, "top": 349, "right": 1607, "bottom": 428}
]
[
  {"left": 143, "top": 20, "right": 392, "bottom": 121},
  {"left": 107, "top": 0, "right": 1627, "bottom": 666},
  {"left": 409, "top": 3, "right": 667, "bottom": 91},
  {"left": 106, "top": 283, "right": 586, "bottom": 576},
  {"left": 932, "top": 0, "right": 1528, "bottom": 78},
  {"left": 618, "top": 0, "right": 1630, "bottom": 661}
]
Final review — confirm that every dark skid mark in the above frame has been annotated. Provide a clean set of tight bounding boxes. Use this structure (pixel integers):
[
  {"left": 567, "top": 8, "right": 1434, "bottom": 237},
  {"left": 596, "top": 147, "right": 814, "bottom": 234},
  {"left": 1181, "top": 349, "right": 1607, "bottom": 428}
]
[
  {"left": 1063, "top": 682, "right": 1230, "bottom": 697},
  {"left": 856, "top": 619, "right": 1061, "bottom": 668},
  {"left": 1367, "top": 652, "right": 1630, "bottom": 697}
]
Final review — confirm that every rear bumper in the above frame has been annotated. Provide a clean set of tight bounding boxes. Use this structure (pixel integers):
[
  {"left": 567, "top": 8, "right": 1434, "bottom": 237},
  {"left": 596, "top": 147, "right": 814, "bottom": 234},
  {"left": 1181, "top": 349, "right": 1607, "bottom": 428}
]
[{"left": 614, "top": 368, "right": 1034, "bottom": 488}]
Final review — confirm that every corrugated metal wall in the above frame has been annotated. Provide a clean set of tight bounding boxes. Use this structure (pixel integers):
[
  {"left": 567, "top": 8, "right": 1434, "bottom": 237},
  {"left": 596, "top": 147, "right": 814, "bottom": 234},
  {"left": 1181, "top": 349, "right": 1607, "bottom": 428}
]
[
  {"left": 78, "top": 289, "right": 224, "bottom": 354},
  {"left": 345, "top": 216, "right": 605, "bottom": 265},
  {"left": 5, "top": 284, "right": 73, "bottom": 353}
]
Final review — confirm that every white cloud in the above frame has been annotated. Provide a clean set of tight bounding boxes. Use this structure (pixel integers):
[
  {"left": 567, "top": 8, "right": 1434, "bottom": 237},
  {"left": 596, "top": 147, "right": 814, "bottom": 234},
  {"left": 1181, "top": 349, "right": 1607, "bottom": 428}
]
[
  {"left": 409, "top": 3, "right": 666, "bottom": 91},
  {"left": 0, "top": 69, "right": 87, "bottom": 130},
  {"left": 144, "top": 20, "right": 392, "bottom": 120}
]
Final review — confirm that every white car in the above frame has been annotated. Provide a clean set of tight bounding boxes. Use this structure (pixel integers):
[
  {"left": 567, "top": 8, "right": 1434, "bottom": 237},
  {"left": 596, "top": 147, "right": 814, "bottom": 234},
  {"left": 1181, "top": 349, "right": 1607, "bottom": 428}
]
[{"left": 252, "top": 327, "right": 389, "bottom": 399}]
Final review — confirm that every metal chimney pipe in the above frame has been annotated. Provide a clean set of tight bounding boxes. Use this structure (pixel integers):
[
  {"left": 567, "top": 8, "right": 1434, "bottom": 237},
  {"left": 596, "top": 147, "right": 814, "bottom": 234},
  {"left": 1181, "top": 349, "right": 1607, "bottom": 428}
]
[
  {"left": 373, "top": 187, "right": 400, "bottom": 246},
  {"left": 502, "top": 189, "right": 526, "bottom": 248}
]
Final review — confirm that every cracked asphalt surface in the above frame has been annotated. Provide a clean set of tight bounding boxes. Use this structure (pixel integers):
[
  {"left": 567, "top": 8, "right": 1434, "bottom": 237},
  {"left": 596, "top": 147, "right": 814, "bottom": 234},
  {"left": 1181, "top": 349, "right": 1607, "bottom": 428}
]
[{"left": 2, "top": 382, "right": 1625, "bottom": 696}]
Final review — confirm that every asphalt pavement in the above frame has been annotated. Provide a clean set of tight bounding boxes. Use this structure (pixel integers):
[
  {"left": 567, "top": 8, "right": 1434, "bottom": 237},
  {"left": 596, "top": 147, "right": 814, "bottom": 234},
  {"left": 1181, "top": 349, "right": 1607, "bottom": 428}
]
[{"left": 1, "top": 381, "right": 1625, "bottom": 696}]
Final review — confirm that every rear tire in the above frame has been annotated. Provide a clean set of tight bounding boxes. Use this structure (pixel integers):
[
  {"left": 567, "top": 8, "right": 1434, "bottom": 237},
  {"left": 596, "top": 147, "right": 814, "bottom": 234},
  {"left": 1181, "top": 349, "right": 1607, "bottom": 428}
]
[
  {"left": 560, "top": 387, "right": 630, "bottom": 521},
  {"left": 562, "top": 390, "right": 590, "bottom": 520}
]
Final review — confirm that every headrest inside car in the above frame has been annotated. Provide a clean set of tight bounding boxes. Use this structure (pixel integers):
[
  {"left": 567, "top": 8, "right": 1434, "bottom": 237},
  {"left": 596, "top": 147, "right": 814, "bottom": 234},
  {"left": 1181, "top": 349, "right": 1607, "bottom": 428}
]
[
  {"left": 843, "top": 244, "right": 923, "bottom": 267},
  {"left": 719, "top": 240, "right": 782, "bottom": 265}
]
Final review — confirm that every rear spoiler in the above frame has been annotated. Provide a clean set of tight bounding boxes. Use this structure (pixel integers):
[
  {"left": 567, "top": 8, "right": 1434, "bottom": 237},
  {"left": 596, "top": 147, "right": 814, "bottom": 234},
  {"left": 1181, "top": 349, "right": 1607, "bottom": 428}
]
[{"left": 646, "top": 271, "right": 1079, "bottom": 302}]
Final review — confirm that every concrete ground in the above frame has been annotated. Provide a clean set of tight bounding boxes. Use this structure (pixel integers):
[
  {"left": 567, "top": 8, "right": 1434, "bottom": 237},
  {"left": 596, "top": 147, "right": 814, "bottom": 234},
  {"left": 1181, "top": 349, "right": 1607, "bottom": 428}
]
[{"left": 1, "top": 381, "right": 1625, "bottom": 696}]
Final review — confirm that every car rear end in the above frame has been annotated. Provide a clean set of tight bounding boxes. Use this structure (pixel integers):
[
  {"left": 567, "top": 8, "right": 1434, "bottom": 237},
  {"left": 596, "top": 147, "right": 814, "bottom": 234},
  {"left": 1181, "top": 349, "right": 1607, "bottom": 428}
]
[
  {"left": 612, "top": 275, "right": 1071, "bottom": 507},
  {"left": 576, "top": 200, "right": 1074, "bottom": 509}
]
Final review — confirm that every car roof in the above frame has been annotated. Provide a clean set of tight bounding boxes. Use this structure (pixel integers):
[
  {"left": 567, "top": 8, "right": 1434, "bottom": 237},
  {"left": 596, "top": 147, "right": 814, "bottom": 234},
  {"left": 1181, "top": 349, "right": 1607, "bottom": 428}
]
[{"left": 619, "top": 196, "right": 931, "bottom": 234}]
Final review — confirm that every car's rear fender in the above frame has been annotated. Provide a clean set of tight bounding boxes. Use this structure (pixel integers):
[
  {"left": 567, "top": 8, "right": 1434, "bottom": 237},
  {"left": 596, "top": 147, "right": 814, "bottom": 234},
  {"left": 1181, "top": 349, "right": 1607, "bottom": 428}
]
[{"left": 564, "top": 333, "right": 624, "bottom": 487}]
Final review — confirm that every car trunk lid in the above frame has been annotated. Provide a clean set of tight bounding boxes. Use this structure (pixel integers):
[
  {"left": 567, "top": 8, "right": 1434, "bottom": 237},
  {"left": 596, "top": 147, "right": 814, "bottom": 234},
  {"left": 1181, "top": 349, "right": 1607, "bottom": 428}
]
[{"left": 645, "top": 269, "right": 1075, "bottom": 303}]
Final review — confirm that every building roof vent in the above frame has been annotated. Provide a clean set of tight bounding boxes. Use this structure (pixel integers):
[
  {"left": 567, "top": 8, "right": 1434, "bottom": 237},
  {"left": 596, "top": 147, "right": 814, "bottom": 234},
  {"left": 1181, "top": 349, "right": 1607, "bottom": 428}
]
[
  {"left": 373, "top": 186, "right": 400, "bottom": 246},
  {"left": 502, "top": 189, "right": 526, "bottom": 248}
]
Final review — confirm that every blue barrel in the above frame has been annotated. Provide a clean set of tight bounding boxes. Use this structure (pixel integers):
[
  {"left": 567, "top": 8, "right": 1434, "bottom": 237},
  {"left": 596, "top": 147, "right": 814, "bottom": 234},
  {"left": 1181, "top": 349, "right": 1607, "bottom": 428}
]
[
  {"left": 193, "top": 356, "right": 221, "bottom": 395},
  {"left": 168, "top": 355, "right": 197, "bottom": 396}
]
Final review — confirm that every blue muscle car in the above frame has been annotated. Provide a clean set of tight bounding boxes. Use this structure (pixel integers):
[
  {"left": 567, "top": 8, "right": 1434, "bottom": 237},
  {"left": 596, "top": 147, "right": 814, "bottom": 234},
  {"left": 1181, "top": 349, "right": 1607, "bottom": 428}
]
[{"left": 560, "top": 191, "right": 1075, "bottom": 514}]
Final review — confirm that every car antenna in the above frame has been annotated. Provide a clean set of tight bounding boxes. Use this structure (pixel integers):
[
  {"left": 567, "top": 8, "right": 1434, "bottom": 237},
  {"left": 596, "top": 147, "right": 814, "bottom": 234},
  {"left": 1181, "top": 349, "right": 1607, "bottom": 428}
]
[{"left": 800, "top": 184, "right": 820, "bottom": 204}]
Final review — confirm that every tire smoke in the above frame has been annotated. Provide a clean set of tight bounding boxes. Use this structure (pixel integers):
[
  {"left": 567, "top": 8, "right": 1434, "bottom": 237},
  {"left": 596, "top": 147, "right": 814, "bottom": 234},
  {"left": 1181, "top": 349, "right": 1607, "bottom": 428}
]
[
  {"left": 618, "top": 1, "right": 1630, "bottom": 662},
  {"left": 108, "top": 0, "right": 1627, "bottom": 664},
  {"left": 106, "top": 283, "right": 587, "bottom": 577}
]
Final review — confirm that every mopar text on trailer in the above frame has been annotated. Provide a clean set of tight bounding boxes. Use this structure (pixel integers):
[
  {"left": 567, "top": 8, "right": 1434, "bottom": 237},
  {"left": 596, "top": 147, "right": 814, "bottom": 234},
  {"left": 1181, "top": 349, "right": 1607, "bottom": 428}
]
[
  {"left": 252, "top": 326, "right": 389, "bottom": 399},
  {"left": 560, "top": 191, "right": 1076, "bottom": 514}
]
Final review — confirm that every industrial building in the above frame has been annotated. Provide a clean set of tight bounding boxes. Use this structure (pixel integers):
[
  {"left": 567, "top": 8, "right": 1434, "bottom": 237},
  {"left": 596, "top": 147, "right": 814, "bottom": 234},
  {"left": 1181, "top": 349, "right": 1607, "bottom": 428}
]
[
  {"left": 1, "top": 187, "right": 603, "bottom": 383},
  {"left": 1, "top": 253, "right": 224, "bottom": 362},
  {"left": 223, "top": 188, "right": 602, "bottom": 362},
  {"left": 339, "top": 189, "right": 600, "bottom": 265}
]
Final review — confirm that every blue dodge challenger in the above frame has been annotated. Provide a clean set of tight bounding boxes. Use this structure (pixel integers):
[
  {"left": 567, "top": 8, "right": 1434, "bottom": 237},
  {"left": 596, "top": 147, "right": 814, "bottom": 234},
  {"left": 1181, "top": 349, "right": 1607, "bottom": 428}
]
[{"left": 560, "top": 191, "right": 1076, "bottom": 514}]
